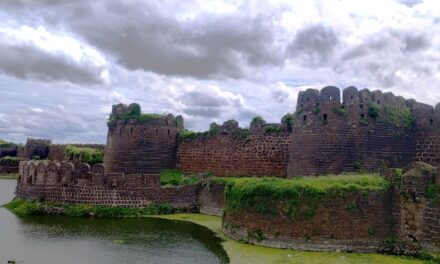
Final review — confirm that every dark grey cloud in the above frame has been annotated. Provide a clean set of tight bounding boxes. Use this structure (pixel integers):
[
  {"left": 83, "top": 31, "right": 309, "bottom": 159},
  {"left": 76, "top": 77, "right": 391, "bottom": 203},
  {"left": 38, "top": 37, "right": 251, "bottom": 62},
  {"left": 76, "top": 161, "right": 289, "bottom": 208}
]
[
  {"left": 287, "top": 24, "right": 338, "bottom": 66},
  {"left": 0, "top": 42, "right": 105, "bottom": 84},
  {"left": 181, "top": 91, "right": 230, "bottom": 107},
  {"left": 0, "top": 1, "right": 282, "bottom": 80}
]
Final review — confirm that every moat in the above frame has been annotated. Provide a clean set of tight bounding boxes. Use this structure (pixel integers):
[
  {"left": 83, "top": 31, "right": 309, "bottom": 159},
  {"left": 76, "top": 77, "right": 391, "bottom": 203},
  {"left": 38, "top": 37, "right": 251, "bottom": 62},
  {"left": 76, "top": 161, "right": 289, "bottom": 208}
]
[{"left": 0, "top": 179, "right": 228, "bottom": 264}]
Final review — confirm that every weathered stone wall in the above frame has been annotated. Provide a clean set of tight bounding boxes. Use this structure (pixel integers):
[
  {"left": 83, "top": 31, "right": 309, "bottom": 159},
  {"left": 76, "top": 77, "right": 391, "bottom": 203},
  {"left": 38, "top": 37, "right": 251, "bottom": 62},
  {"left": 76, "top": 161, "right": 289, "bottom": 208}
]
[
  {"left": 104, "top": 103, "right": 181, "bottom": 174},
  {"left": 197, "top": 182, "right": 225, "bottom": 216},
  {"left": 287, "top": 86, "right": 415, "bottom": 176},
  {"left": 223, "top": 190, "right": 393, "bottom": 252},
  {"left": 16, "top": 160, "right": 198, "bottom": 208},
  {"left": 177, "top": 131, "right": 291, "bottom": 177}
]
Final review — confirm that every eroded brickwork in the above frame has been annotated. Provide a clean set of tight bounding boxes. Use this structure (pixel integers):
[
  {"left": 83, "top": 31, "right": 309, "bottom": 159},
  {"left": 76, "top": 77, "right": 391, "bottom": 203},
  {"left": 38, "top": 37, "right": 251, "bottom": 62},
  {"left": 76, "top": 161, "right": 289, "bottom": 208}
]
[
  {"left": 223, "top": 191, "right": 393, "bottom": 252},
  {"left": 16, "top": 160, "right": 198, "bottom": 208},
  {"left": 177, "top": 132, "right": 291, "bottom": 177}
]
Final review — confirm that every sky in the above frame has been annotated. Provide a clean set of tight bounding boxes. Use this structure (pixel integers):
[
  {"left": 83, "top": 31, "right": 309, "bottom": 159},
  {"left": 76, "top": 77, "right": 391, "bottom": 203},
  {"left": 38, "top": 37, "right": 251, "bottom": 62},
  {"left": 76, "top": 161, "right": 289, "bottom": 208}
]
[{"left": 0, "top": 0, "right": 439, "bottom": 144}]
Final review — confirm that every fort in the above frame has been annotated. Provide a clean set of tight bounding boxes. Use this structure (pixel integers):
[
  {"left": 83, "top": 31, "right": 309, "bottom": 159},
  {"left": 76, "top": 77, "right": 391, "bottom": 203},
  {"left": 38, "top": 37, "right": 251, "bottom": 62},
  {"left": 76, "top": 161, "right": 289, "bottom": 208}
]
[{"left": 6, "top": 86, "right": 440, "bottom": 254}]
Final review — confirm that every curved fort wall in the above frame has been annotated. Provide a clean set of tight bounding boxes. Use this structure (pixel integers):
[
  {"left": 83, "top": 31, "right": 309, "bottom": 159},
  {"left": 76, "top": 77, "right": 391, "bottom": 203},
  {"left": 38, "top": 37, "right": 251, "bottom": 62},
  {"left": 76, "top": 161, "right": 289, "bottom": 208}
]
[
  {"left": 287, "top": 86, "right": 428, "bottom": 176},
  {"left": 103, "top": 103, "right": 183, "bottom": 174},
  {"left": 16, "top": 160, "right": 197, "bottom": 207}
]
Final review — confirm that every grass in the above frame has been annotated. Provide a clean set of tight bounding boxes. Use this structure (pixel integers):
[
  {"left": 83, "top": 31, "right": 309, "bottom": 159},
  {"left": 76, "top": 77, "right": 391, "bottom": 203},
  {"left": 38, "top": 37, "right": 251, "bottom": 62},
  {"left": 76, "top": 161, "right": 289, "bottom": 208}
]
[
  {"left": 0, "top": 174, "right": 18, "bottom": 179},
  {"left": 5, "top": 198, "right": 175, "bottom": 217},
  {"left": 210, "top": 174, "right": 390, "bottom": 217},
  {"left": 64, "top": 145, "right": 104, "bottom": 165},
  {"left": 159, "top": 169, "right": 202, "bottom": 186},
  {"left": 156, "top": 213, "right": 424, "bottom": 264}
]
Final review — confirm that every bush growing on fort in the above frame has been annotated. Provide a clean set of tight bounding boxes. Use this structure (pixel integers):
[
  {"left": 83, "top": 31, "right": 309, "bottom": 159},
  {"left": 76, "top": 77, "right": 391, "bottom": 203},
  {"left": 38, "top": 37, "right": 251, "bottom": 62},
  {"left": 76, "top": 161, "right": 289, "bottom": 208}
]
[
  {"left": 108, "top": 105, "right": 165, "bottom": 125},
  {"left": 218, "top": 174, "right": 390, "bottom": 220},
  {"left": 0, "top": 156, "right": 22, "bottom": 166},
  {"left": 281, "top": 113, "right": 295, "bottom": 131},
  {"left": 334, "top": 106, "right": 348, "bottom": 118},
  {"left": 383, "top": 105, "right": 415, "bottom": 129},
  {"left": 250, "top": 116, "right": 265, "bottom": 127},
  {"left": 159, "top": 169, "right": 201, "bottom": 186},
  {"left": 263, "top": 124, "right": 282, "bottom": 134},
  {"left": 64, "top": 145, "right": 104, "bottom": 165},
  {"left": 368, "top": 103, "right": 381, "bottom": 119}
]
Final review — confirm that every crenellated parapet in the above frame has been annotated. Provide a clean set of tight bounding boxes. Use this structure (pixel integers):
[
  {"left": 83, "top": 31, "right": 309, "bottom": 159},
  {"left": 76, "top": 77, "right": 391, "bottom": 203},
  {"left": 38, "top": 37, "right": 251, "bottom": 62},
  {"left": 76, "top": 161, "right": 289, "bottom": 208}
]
[{"left": 18, "top": 160, "right": 160, "bottom": 188}]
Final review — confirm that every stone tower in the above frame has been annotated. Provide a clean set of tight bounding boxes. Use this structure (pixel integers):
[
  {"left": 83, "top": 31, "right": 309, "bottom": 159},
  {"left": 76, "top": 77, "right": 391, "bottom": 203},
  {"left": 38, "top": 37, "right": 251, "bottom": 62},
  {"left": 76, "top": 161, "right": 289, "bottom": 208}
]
[{"left": 103, "top": 103, "right": 183, "bottom": 174}]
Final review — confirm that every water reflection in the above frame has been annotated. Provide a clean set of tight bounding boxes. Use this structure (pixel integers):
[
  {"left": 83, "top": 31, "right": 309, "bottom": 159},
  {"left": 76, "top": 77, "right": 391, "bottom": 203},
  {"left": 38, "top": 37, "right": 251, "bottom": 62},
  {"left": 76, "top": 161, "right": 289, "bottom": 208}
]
[{"left": 0, "top": 179, "right": 229, "bottom": 264}]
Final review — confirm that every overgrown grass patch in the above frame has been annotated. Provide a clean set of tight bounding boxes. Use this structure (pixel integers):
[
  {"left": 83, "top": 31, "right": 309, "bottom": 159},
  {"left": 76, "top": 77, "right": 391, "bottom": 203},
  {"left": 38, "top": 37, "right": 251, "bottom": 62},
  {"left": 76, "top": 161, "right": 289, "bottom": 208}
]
[
  {"left": 64, "top": 145, "right": 104, "bottom": 165},
  {"left": 214, "top": 174, "right": 390, "bottom": 219},
  {"left": 159, "top": 169, "right": 202, "bottom": 186},
  {"left": 5, "top": 198, "right": 175, "bottom": 217}
]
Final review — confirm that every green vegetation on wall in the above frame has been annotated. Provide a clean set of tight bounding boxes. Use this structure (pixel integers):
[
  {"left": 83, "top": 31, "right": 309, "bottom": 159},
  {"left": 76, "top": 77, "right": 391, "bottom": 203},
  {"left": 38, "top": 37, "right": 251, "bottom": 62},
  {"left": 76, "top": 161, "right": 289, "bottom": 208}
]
[
  {"left": 0, "top": 156, "right": 22, "bottom": 166},
  {"left": 250, "top": 116, "right": 265, "bottom": 127},
  {"left": 159, "top": 169, "right": 202, "bottom": 186},
  {"left": 263, "top": 124, "right": 282, "bottom": 134},
  {"left": 281, "top": 113, "right": 295, "bottom": 131},
  {"left": 333, "top": 106, "right": 348, "bottom": 118},
  {"left": 219, "top": 174, "right": 390, "bottom": 220},
  {"left": 64, "top": 145, "right": 104, "bottom": 165},
  {"left": 108, "top": 104, "right": 165, "bottom": 125},
  {"left": 367, "top": 103, "right": 414, "bottom": 129},
  {"left": 5, "top": 198, "right": 174, "bottom": 217}
]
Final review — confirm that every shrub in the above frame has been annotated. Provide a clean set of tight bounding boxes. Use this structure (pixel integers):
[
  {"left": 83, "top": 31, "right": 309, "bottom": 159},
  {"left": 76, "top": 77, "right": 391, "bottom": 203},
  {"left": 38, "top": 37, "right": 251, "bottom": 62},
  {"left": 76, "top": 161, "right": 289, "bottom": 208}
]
[
  {"left": 209, "top": 122, "right": 220, "bottom": 135},
  {"left": 368, "top": 103, "right": 381, "bottom": 119},
  {"left": 0, "top": 156, "right": 22, "bottom": 166},
  {"left": 281, "top": 113, "right": 295, "bottom": 131},
  {"left": 263, "top": 124, "right": 282, "bottom": 134},
  {"left": 250, "top": 116, "right": 265, "bottom": 127},
  {"left": 64, "top": 145, "right": 104, "bottom": 165},
  {"left": 108, "top": 105, "right": 165, "bottom": 125},
  {"left": 383, "top": 105, "right": 415, "bottom": 129},
  {"left": 333, "top": 107, "right": 348, "bottom": 118}
]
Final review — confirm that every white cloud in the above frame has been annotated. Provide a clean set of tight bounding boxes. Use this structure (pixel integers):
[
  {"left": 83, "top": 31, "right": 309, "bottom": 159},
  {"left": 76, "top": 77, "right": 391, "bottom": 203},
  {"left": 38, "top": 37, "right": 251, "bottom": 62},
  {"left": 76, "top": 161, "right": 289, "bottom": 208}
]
[{"left": 1, "top": 0, "right": 440, "bottom": 143}]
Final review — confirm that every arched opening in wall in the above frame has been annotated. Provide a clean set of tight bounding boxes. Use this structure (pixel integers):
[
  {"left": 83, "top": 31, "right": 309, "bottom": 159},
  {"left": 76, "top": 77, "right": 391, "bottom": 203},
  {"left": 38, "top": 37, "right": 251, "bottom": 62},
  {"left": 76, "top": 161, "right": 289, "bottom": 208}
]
[
  {"left": 130, "top": 127, "right": 133, "bottom": 135},
  {"left": 303, "top": 115, "right": 307, "bottom": 124},
  {"left": 365, "top": 98, "right": 368, "bottom": 102},
  {"left": 120, "top": 127, "right": 123, "bottom": 136},
  {"left": 323, "top": 114, "right": 328, "bottom": 125},
  {"left": 307, "top": 98, "right": 310, "bottom": 101},
  {"left": 430, "top": 119, "right": 434, "bottom": 126},
  {"left": 378, "top": 100, "right": 381, "bottom": 105},
  {"left": 351, "top": 96, "right": 353, "bottom": 100},
  {"left": 168, "top": 129, "right": 170, "bottom": 137},
  {"left": 360, "top": 104, "right": 364, "bottom": 110},
  {"left": 156, "top": 128, "right": 159, "bottom": 137}
]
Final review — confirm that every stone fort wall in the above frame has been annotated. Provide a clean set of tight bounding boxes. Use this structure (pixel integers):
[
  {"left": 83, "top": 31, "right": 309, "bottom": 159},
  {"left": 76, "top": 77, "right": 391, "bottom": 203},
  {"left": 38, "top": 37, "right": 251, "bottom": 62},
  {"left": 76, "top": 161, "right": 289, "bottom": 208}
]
[
  {"left": 287, "top": 86, "right": 419, "bottom": 176},
  {"left": 177, "top": 129, "right": 291, "bottom": 177},
  {"left": 103, "top": 103, "right": 183, "bottom": 174},
  {"left": 16, "top": 160, "right": 198, "bottom": 207}
]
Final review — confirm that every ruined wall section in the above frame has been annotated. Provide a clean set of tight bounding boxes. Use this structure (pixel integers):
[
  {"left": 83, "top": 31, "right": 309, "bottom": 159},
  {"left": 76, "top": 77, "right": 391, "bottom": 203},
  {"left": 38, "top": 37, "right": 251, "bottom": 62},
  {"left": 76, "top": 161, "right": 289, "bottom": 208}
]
[
  {"left": 104, "top": 103, "right": 182, "bottom": 174},
  {"left": 177, "top": 122, "right": 292, "bottom": 177},
  {"left": 223, "top": 190, "right": 393, "bottom": 252},
  {"left": 412, "top": 102, "right": 440, "bottom": 166},
  {"left": 287, "top": 86, "right": 415, "bottom": 176},
  {"left": 16, "top": 160, "right": 197, "bottom": 207}
]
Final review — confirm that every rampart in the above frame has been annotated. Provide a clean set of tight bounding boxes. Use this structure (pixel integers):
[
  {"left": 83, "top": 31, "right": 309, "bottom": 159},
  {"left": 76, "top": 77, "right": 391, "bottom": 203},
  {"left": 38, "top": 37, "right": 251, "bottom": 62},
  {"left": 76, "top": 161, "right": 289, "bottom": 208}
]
[
  {"left": 177, "top": 121, "right": 291, "bottom": 177},
  {"left": 103, "top": 103, "right": 183, "bottom": 174},
  {"left": 16, "top": 160, "right": 197, "bottom": 208}
]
